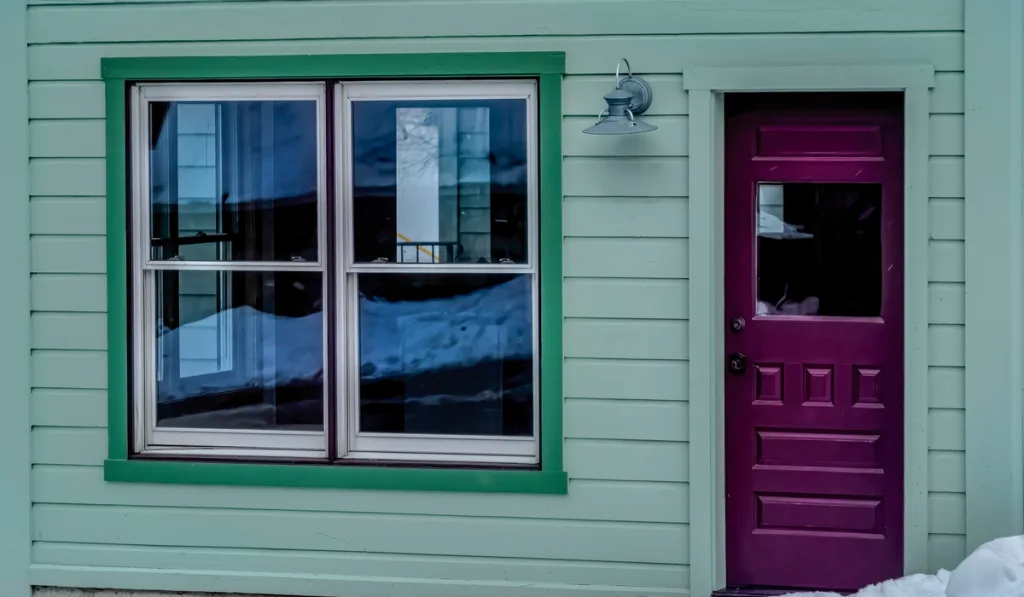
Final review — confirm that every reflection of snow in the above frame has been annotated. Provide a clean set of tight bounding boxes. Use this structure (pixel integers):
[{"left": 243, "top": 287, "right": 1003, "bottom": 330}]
[
  {"left": 758, "top": 211, "right": 813, "bottom": 240},
  {"left": 157, "top": 277, "right": 532, "bottom": 403},
  {"left": 360, "top": 275, "right": 531, "bottom": 380}
]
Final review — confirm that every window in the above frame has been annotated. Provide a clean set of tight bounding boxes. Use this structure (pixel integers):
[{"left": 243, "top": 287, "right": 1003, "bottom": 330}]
[{"left": 128, "top": 78, "right": 544, "bottom": 466}]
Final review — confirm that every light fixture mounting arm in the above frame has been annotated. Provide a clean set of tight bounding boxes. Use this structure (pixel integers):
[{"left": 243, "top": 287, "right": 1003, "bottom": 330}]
[{"left": 614, "top": 58, "right": 654, "bottom": 116}]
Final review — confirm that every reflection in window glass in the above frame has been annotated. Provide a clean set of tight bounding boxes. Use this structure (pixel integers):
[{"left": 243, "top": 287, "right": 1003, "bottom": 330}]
[
  {"left": 149, "top": 100, "right": 319, "bottom": 262},
  {"left": 756, "top": 183, "right": 882, "bottom": 317},
  {"left": 357, "top": 273, "right": 534, "bottom": 436},
  {"left": 351, "top": 99, "right": 528, "bottom": 264},
  {"left": 154, "top": 270, "right": 324, "bottom": 430}
]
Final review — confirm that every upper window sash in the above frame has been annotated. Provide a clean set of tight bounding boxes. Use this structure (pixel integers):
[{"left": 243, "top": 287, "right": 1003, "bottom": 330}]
[
  {"left": 339, "top": 79, "right": 539, "bottom": 272},
  {"left": 134, "top": 82, "right": 328, "bottom": 270}
]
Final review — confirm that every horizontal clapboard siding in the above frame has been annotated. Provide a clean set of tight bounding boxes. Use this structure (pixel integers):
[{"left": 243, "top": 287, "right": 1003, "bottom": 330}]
[
  {"left": 922, "top": 63, "right": 966, "bottom": 570},
  {"left": 24, "top": 0, "right": 965, "bottom": 594}
]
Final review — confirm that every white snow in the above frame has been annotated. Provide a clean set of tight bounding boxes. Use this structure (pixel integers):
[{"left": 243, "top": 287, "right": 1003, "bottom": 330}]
[{"left": 781, "top": 535, "right": 1024, "bottom": 597}]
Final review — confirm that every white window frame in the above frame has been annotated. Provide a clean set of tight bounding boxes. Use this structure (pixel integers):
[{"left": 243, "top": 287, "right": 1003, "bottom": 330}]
[
  {"left": 131, "top": 82, "right": 329, "bottom": 457},
  {"left": 337, "top": 80, "right": 541, "bottom": 465},
  {"left": 130, "top": 79, "right": 540, "bottom": 466}
]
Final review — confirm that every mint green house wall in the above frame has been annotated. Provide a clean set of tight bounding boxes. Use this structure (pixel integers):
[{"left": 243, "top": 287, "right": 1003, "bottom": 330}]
[{"left": 0, "top": 1, "right": 1021, "bottom": 597}]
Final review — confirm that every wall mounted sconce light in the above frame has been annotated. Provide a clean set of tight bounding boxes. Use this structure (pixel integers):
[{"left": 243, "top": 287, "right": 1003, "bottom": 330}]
[{"left": 582, "top": 58, "right": 657, "bottom": 135}]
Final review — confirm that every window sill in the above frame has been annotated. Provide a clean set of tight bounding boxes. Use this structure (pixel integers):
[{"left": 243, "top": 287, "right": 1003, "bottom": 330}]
[{"left": 104, "top": 458, "right": 568, "bottom": 494}]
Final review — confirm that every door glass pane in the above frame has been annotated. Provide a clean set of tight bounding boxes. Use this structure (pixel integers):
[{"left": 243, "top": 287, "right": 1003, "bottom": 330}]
[
  {"left": 357, "top": 273, "right": 534, "bottom": 436},
  {"left": 154, "top": 270, "right": 324, "bottom": 430},
  {"left": 148, "top": 100, "right": 319, "bottom": 262},
  {"left": 350, "top": 99, "right": 529, "bottom": 265},
  {"left": 756, "top": 183, "right": 882, "bottom": 317}
]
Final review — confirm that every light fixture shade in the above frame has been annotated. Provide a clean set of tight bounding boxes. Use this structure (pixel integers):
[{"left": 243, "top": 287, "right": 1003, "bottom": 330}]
[
  {"left": 583, "top": 61, "right": 658, "bottom": 135},
  {"left": 583, "top": 115, "right": 659, "bottom": 135}
]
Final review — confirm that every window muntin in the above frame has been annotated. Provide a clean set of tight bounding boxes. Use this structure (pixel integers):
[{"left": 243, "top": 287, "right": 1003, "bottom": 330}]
[{"left": 131, "top": 79, "right": 540, "bottom": 466}]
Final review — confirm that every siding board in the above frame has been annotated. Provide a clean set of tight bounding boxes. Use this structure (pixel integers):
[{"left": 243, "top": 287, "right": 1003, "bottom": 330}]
[
  {"left": 928, "top": 367, "right": 966, "bottom": 409},
  {"left": 32, "top": 313, "right": 107, "bottom": 350},
  {"left": 928, "top": 451, "right": 966, "bottom": 493},
  {"left": 31, "top": 198, "right": 105, "bottom": 235},
  {"left": 32, "top": 466, "right": 688, "bottom": 525},
  {"left": 928, "top": 325, "right": 965, "bottom": 367},
  {"left": 564, "top": 319, "right": 687, "bottom": 361},
  {"left": 26, "top": 1, "right": 963, "bottom": 44},
  {"left": 31, "top": 390, "right": 107, "bottom": 428},
  {"left": 927, "top": 410, "right": 965, "bottom": 451},
  {"left": 564, "top": 158, "right": 687, "bottom": 198},
  {"left": 31, "top": 543, "right": 690, "bottom": 590},
  {"left": 31, "top": 236, "right": 105, "bottom": 274},
  {"left": 928, "top": 241, "right": 965, "bottom": 283},
  {"left": 930, "top": 72, "right": 965, "bottom": 114},
  {"left": 27, "top": 34, "right": 966, "bottom": 81},
  {"left": 565, "top": 400, "right": 688, "bottom": 442},
  {"left": 32, "top": 504, "right": 689, "bottom": 565},
  {"left": 32, "top": 350, "right": 106, "bottom": 390},
  {"left": 564, "top": 279, "right": 688, "bottom": 320},
  {"left": 563, "top": 197, "right": 688, "bottom": 239},
  {"left": 928, "top": 534, "right": 967, "bottom": 571},
  {"left": 929, "top": 198, "right": 965, "bottom": 240},
  {"left": 566, "top": 440, "right": 688, "bottom": 483},
  {"left": 564, "top": 238, "right": 687, "bottom": 279},
  {"left": 30, "top": 120, "right": 104, "bottom": 158},
  {"left": 928, "top": 283, "right": 965, "bottom": 325},
  {"left": 31, "top": 275, "right": 106, "bottom": 312},
  {"left": 30, "top": 159, "right": 104, "bottom": 196},
  {"left": 564, "top": 359, "right": 687, "bottom": 401}
]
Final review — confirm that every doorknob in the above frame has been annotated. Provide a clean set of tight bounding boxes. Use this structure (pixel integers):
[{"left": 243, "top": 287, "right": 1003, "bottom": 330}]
[{"left": 728, "top": 352, "right": 748, "bottom": 375}]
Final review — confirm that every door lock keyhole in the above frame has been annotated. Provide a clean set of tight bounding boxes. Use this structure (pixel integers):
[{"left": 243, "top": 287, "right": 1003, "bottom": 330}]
[{"left": 728, "top": 352, "right": 748, "bottom": 375}]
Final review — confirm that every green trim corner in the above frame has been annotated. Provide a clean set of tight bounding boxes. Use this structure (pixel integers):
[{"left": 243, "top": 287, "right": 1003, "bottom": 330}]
[{"left": 104, "top": 52, "right": 566, "bottom": 494}]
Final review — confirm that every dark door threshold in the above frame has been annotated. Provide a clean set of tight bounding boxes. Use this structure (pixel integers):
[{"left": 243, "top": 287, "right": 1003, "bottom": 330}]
[{"left": 712, "top": 587, "right": 852, "bottom": 596}]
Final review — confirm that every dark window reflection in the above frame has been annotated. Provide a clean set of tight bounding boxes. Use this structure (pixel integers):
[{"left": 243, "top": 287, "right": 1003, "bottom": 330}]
[
  {"left": 756, "top": 183, "right": 882, "bottom": 317},
  {"left": 155, "top": 270, "right": 324, "bottom": 430},
  {"left": 358, "top": 273, "right": 534, "bottom": 436},
  {"left": 351, "top": 100, "right": 529, "bottom": 265},
  {"left": 149, "top": 100, "right": 319, "bottom": 262}
]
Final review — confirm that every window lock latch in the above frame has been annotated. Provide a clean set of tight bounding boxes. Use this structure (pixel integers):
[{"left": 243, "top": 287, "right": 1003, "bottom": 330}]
[
  {"left": 166, "top": 255, "right": 182, "bottom": 261},
  {"left": 290, "top": 256, "right": 307, "bottom": 262},
  {"left": 498, "top": 257, "right": 514, "bottom": 264},
  {"left": 371, "top": 257, "right": 389, "bottom": 264}
]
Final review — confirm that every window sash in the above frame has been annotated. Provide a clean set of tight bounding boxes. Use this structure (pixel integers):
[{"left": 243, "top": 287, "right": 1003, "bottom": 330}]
[
  {"left": 136, "top": 82, "right": 328, "bottom": 269},
  {"left": 334, "top": 81, "right": 541, "bottom": 464},
  {"left": 131, "top": 79, "right": 541, "bottom": 465},
  {"left": 338, "top": 80, "right": 540, "bottom": 272}
]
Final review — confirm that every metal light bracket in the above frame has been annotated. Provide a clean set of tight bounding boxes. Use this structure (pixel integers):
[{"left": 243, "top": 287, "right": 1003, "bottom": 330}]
[{"left": 614, "top": 58, "right": 653, "bottom": 115}]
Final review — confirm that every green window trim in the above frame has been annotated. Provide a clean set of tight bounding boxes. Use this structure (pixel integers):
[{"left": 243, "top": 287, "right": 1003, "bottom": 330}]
[{"left": 103, "top": 52, "right": 566, "bottom": 494}]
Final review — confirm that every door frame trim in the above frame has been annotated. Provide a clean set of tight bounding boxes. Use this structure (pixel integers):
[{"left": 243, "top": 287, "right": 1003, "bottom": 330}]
[{"left": 683, "top": 64, "right": 934, "bottom": 596}]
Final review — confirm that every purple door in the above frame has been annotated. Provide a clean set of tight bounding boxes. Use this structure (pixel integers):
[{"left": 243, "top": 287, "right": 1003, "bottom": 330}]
[{"left": 724, "top": 94, "right": 904, "bottom": 591}]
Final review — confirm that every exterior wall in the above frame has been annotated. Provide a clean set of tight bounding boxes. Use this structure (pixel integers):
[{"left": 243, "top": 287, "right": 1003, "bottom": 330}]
[
  {"left": 0, "top": 1, "right": 31, "bottom": 597},
  {"left": 20, "top": 1, "right": 969, "bottom": 596}
]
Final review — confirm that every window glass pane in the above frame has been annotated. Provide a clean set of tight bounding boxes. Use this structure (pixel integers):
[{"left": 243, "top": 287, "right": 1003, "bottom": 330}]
[
  {"left": 756, "top": 183, "right": 882, "bottom": 317},
  {"left": 154, "top": 270, "right": 324, "bottom": 430},
  {"left": 358, "top": 273, "right": 533, "bottom": 436},
  {"left": 149, "top": 100, "right": 319, "bottom": 262},
  {"left": 351, "top": 99, "right": 529, "bottom": 264}
]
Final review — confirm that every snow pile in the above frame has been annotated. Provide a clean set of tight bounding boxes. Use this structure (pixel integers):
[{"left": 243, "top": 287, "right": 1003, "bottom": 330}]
[
  {"left": 781, "top": 571, "right": 949, "bottom": 597},
  {"left": 946, "top": 535, "right": 1024, "bottom": 597},
  {"left": 781, "top": 535, "right": 1024, "bottom": 597}
]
